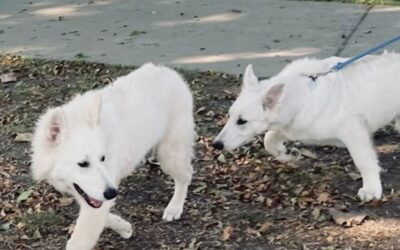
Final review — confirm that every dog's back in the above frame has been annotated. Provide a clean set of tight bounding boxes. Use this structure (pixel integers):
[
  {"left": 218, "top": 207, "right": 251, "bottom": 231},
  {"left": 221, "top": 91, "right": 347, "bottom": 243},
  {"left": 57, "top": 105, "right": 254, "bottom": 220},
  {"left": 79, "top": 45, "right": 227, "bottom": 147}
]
[
  {"left": 98, "top": 63, "right": 194, "bottom": 176},
  {"left": 281, "top": 53, "right": 400, "bottom": 137}
]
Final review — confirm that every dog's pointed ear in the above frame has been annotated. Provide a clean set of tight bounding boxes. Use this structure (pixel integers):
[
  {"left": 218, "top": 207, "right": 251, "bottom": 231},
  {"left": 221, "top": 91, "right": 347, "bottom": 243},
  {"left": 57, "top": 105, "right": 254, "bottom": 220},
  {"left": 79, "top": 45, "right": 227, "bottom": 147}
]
[
  {"left": 88, "top": 93, "right": 102, "bottom": 126},
  {"left": 46, "top": 107, "right": 65, "bottom": 145},
  {"left": 263, "top": 84, "right": 284, "bottom": 110},
  {"left": 243, "top": 64, "right": 258, "bottom": 88}
]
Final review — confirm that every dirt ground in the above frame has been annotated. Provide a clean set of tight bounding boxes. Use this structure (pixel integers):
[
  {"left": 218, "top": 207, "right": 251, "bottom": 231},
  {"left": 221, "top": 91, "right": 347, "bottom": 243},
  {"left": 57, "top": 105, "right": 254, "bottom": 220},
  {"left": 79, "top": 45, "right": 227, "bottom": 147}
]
[{"left": 1, "top": 54, "right": 400, "bottom": 250}]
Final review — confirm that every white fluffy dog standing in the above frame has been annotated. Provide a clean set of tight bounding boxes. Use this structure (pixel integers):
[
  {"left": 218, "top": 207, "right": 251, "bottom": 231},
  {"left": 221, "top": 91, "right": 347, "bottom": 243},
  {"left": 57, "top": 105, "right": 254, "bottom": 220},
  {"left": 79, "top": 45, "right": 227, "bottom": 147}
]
[
  {"left": 31, "top": 63, "right": 194, "bottom": 250},
  {"left": 213, "top": 52, "right": 400, "bottom": 202}
]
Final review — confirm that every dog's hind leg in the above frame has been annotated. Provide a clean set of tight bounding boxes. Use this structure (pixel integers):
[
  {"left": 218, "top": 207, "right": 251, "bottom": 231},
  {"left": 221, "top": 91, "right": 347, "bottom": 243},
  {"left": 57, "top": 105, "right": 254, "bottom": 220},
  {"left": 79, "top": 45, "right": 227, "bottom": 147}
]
[
  {"left": 106, "top": 213, "right": 132, "bottom": 239},
  {"left": 264, "top": 131, "right": 299, "bottom": 162},
  {"left": 66, "top": 201, "right": 113, "bottom": 250},
  {"left": 338, "top": 116, "right": 382, "bottom": 201},
  {"left": 157, "top": 115, "right": 194, "bottom": 221}
]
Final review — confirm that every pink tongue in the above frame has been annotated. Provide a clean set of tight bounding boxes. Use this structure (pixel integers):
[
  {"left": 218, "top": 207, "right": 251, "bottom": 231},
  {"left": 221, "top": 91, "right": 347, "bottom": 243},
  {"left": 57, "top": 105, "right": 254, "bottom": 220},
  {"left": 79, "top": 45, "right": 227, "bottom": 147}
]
[{"left": 89, "top": 198, "right": 103, "bottom": 208}]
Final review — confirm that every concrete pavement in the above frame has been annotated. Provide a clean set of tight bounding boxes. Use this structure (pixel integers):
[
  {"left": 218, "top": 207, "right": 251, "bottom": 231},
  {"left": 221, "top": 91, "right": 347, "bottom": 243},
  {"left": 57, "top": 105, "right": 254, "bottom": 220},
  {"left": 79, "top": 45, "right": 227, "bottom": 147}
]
[
  {"left": 341, "top": 5, "right": 400, "bottom": 56},
  {"left": 0, "top": 0, "right": 399, "bottom": 77}
]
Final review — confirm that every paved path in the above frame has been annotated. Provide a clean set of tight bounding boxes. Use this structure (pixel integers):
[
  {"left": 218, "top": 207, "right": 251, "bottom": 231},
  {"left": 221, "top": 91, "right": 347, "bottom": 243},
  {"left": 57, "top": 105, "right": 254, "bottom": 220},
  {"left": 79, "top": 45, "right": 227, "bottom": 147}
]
[{"left": 0, "top": 0, "right": 399, "bottom": 77}]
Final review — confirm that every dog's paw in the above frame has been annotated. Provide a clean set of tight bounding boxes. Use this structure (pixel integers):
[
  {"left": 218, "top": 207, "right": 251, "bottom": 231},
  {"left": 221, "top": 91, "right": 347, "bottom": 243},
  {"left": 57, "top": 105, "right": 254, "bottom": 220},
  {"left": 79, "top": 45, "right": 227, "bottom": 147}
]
[
  {"left": 162, "top": 204, "right": 183, "bottom": 222},
  {"left": 358, "top": 184, "right": 382, "bottom": 201},
  {"left": 108, "top": 214, "right": 133, "bottom": 239},
  {"left": 276, "top": 153, "right": 294, "bottom": 163},
  {"left": 116, "top": 219, "right": 133, "bottom": 239},
  {"left": 275, "top": 148, "right": 302, "bottom": 163}
]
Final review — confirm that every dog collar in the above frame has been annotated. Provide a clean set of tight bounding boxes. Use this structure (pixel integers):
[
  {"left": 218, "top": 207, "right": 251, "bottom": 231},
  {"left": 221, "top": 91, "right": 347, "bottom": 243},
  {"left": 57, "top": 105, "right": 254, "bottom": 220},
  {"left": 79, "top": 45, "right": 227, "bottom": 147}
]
[
  {"left": 308, "top": 77, "right": 318, "bottom": 90},
  {"left": 302, "top": 74, "right": 319, "bottom": 90}
]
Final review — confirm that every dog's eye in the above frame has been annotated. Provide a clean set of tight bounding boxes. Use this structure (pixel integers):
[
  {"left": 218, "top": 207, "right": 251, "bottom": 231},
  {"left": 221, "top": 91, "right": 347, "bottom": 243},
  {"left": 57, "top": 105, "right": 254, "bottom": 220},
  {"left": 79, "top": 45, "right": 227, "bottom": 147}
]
[
  {"left": 77, "top": 161, "right": 89, "bottom": 168},
  {"left": 100, "top": 155, "right": 105, "bottom": 162},
  {"left": 236, "top": 118, "right": 248, "bottom": 125}
]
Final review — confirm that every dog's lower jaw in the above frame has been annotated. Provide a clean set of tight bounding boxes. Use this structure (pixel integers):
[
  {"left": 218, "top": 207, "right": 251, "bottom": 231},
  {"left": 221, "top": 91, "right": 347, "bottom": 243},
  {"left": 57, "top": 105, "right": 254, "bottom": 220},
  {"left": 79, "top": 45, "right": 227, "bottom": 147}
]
[{"left": 73, "top": 183, "right": 104, "bottom": 209}]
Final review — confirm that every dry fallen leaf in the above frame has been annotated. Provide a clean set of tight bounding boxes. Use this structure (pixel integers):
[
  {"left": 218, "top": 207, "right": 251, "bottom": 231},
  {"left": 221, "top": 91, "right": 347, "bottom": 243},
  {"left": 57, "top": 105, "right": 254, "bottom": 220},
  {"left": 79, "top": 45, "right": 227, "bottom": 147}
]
[
  {"left": 195, "top": 106, "right": 206, "bottom": 114},
  {"left": 258, "top": 222, "right": 272, "bottom": 234},
  {"left": 0, "top": 222, "right": 10, "bottom": 231},
  {"left": 192, "top": 184, "right": 207, "bottom": 193},
  {"left": 16, "top": 222, "right": 26, "bottom": 230},
  {"left": 20, "top": 234, "right": 30, "bottom": 240},
  {"left": 245, "top": 228, "right": 261, "bottom": 237},
  {"left": 0, "top": 72, "right": 17, "bottom": 83},
  {"left": 367, "top": 196, "right": 389, "bottom": 208},
  {"left": 293, "top": 185, "right": 304, "bottom": 196},
  {"left": 311, "top": 207, "right": 321, "bottom": 220},
  {"left": 317, "top": 192, "right": 330, "bottom": 203},
  {"left": 14, "top": 133, "right": 33, "bottom": 142},
  {"left": 59, "top": 197, "right": 74, "bottom": 207},
  {"left": 221, "top": 225, "right": 234, "bottom": 241},
  {"left": 329, "top": 208, "right": 368, "bottom": 227},
  {"left": 63, "top": 224, "right": 75, "bottom": 235},
  {"left": 300, "top": 148, "right": 318, "bottom": 160},
  {"left": 348, "top": 172, "right": 361, "bottom": 181},
  {"left": 17, "top": 189, "right": 33, "bottom": 202},
  {"left": 32, "top": 228, "right": 42, "bottom": 239},
  {"left": 217, "top": 154, "right": 226, "bottom": 163}
]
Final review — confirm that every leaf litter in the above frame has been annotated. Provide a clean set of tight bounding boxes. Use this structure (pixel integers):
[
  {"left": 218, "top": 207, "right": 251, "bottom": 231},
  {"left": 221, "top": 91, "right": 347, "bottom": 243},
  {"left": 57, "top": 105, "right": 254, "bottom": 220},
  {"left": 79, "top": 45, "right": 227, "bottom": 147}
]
[{"left": 1, "top": 54, "right": 400, "bottom": 249}]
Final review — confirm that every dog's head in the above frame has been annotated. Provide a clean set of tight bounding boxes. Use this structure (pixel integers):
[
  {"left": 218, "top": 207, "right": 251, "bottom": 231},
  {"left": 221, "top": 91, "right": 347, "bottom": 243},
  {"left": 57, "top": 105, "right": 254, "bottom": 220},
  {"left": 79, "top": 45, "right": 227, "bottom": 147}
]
[
  {"left": 31, "top": 92, "right": 117, "bottom": 208},
  {"left": 213, "top": 65, "right": 285, "bottom": 151}
]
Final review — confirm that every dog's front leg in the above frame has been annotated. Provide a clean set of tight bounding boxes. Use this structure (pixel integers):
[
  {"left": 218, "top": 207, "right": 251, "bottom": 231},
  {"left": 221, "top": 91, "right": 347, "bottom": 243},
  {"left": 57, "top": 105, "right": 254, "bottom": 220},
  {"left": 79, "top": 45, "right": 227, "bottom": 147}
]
[
  {"left": 66, "top": 201, "right": 112, "bottom": 250},
  {"left": 106, "top": 213, "right": 133, "bottom": 239},
  {"left": 264, "top": 131, "right": 299, "bottom": 162},
  {"left": 339, "top": 116, "right": 382, "bottom": 201}
]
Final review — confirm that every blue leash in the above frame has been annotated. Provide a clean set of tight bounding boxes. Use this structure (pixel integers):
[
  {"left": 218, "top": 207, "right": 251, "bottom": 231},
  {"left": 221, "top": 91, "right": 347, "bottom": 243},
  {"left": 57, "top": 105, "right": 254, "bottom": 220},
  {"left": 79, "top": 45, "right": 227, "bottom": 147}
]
[
  {"left": 309, "top": 34, "right": 400, "bottom": 81},
  {"left": 332, "top": 34, "right": 400, "bottom": 71}
]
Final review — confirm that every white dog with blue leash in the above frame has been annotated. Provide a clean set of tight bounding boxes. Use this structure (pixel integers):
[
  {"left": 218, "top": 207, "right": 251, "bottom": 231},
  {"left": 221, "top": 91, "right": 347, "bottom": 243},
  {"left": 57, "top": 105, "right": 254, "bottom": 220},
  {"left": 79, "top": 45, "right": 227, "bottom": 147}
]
[{"left": 214, "top": 50, "right": 400, "bottom": 201}]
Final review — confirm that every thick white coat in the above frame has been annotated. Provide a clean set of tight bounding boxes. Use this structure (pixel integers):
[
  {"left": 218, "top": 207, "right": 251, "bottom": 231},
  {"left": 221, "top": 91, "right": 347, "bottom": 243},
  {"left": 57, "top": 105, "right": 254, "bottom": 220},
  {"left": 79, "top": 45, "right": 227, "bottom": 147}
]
[
  {"left": 215, "top": 52, "right": 400, "bottom": 202},
  {"left": 31, "top": 63, "right": 194, "bottom": 250}
]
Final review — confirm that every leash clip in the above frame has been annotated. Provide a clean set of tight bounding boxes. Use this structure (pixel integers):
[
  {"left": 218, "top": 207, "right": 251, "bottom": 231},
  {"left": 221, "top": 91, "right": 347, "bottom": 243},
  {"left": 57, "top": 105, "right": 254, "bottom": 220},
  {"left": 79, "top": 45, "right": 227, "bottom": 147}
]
[{"left": 302, "top": 70, "right": 332, "bottom": 90}]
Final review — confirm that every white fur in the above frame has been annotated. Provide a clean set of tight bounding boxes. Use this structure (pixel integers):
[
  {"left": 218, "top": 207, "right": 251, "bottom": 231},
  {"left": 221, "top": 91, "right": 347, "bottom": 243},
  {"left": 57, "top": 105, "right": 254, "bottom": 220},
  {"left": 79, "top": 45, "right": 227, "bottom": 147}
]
[
  {"left": 215, "top": 52, "right": 400, "bottom": 201},
  {"left": 31, "top": 63, "right": 194, "bottom": 250}
]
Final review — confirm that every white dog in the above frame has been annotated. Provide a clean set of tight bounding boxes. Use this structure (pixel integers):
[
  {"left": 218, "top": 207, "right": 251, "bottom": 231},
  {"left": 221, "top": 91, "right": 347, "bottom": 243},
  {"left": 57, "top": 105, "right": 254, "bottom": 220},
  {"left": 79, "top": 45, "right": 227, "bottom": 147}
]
[
  {"left": 30, "top": 63, "right": 194, "bottom": 250},
  {"left": 213, "top": 52, "right": 400, "bottom": 202}
]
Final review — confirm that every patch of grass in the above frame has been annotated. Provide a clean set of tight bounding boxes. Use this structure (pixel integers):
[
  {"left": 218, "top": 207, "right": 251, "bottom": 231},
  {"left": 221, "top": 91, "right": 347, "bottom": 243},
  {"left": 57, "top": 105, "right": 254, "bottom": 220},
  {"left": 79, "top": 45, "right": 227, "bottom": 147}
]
[
  {"left": 22, "top": 212, "right": 65, "bottom": 235},
  {"left": 124, "top": 174, "right": 147, "bottom": 184}
]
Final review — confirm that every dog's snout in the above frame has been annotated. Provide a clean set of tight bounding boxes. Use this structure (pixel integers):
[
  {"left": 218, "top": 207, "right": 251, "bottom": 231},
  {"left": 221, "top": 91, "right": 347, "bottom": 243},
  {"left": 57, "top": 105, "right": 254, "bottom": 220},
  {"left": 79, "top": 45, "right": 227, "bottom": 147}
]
[
  {"left": 103, "top": 187, "right": 118, "bottom": 200},
  {"left": 212, "top": 141, "right": 224, "bottom": 150}
]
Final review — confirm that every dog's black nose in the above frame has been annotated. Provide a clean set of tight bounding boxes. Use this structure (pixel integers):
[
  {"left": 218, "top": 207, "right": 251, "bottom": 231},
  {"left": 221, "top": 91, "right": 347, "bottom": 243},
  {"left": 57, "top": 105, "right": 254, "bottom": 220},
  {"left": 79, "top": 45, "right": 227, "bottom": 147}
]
[
  {"left": 103, "top": 187, "right": 118, "bottom": 200},
  {"left": 212, "top": 141, "right": 224, "bottom": 150}
]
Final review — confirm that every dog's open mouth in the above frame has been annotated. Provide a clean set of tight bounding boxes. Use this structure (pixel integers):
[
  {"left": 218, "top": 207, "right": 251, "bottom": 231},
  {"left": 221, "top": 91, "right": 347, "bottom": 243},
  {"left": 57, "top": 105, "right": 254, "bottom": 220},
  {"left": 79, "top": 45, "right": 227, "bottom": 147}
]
[{"left": 73, "top": 183, "right": 103, "bottom": 208}]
